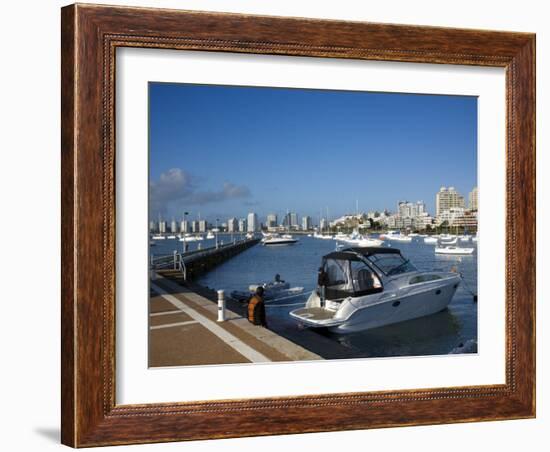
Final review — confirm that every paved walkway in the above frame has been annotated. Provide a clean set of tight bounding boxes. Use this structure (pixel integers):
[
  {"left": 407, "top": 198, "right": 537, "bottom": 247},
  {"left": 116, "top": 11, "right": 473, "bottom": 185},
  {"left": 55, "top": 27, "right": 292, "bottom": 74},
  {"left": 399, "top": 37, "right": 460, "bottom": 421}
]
[{"left": 149, "top": 275, "right": 322, "bottom": 367}]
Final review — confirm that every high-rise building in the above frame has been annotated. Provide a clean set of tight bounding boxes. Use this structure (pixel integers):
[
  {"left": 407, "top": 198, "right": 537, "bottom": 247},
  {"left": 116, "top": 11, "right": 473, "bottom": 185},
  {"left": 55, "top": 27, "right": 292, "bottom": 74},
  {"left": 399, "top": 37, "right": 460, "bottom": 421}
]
[
  {"left": 191, "top": 220, "right": 199, "bottom": 233},
  {"left": 302, "top": 215, "right": 312, "bottom": 231},
  {"left": 227, "top": 217, "right": 238, "bottom": 233},
  {"left": 238, "top": 218, "right": 247, "bottom": 232},
  {"left": 247, "top": 213, "right": 258, "bottom": 232},
  {"left": 180, "top": 220, "right": 190, "bottom": 233},
  {"left": 266, "top": 213, "right": 277, "bottom": 229},
  {"left": 170, "top": 219, "right": 177, "bottom": 233},
  {"left": 436, "top": 186, "right": 465, "bottom": 217},
  {"left": 320, "top": 218, "right": 327, "bottom": 232},
  {"left": 158, "top": 220, "right": 166, "bottom": 233},
  {"left": 469, "top": 187, "right": 478, "bottom": 211},
  {"left": 397, "top": 201, "right": 426, "bottom": 220},
  {"left": 149, "top": 221, "right": 156, "bottom": 232},
  {"left": 290, "top": 212, "right": 298, "bottom": 228},
  {"left": 198, "top": 220, "right": 207, "bottom": 233}
]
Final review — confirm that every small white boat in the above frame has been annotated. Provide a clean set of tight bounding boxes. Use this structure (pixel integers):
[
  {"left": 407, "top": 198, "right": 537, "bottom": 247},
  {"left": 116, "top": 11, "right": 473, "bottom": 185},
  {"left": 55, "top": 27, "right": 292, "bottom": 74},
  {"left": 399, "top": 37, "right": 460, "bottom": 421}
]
[
  {"left": 435, "top": 246, "right": 474, "bottom": 255},
  {"left": 179, "top": 234, "right": 203, "bottom": 242},
  {"left": 346, "top": 237, "right": 384, "bottom": 247},
  {"left": 459, "top": 235, "right": 471, "bottom": 242},
  {"left": 424, "top": 237, "right": 438, "bottom": 244},
  {"left": 166, "top": 235, "right": 176, "bottom": 240},
  {"left": 262, "top": 233, "right": 298, "bottom": 246},
  {"left": 206, "top": 232, "right": 215, "bottom": 239},
  {"left": 231, "top": 278, "right": 304, "bottom": 301},
  {"left": 440, "top": 237, "right": 458, "bottom": 245},
  {"left": 439, "top": 234, "right": 456, "bottom": 241},
  {"left": 151, "top": 234, "right": 166, "bottom": 240},
  {"left": 387, "top": 232, "right": 412, "bottom": 242},
  {"left": 290, "top": 247, "right": 460, "bottom": 333},
  {"left": 333, "top": 232, "right": 349, "bottom": 241}
]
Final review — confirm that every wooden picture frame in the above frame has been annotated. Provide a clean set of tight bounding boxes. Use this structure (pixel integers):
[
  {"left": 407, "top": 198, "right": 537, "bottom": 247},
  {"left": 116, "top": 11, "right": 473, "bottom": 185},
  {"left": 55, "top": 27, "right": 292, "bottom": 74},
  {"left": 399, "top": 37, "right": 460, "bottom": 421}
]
[{"left": 61, "top": 3, "right": 535, "bottom": 447}]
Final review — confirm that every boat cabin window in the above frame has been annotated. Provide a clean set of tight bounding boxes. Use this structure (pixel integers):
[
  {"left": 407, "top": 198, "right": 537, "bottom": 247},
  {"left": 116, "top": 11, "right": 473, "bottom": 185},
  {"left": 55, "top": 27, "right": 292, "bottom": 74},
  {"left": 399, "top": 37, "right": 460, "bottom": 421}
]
[
  {"left": 350, "top": 261, "right": 382, "bottom": 293},
  {"left": 322, "top": 258, "right": 383, "bottom": 299},
  {"left": 366, "top": 253, "right": 417, "bottom": 276},
  {"left": 409, "top": 274, "right": 442, "bottom": 285}
]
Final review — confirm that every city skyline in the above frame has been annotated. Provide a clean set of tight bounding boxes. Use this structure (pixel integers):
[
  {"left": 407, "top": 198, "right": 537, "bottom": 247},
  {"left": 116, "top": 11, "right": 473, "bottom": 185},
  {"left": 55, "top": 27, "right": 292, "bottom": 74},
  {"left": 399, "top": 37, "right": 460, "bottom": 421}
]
[
  {"left": 149, "top": 83, "right": 477, "bottom": 223},
  {"left": 151, "top": 183, "right": 477, "bottom": 234}
]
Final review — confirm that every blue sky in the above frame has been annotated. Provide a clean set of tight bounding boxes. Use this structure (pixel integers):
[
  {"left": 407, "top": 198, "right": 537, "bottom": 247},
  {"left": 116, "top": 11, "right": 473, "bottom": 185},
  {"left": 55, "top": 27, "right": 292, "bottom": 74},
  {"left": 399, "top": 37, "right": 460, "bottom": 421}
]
[{"left": 149, "top": 82, "right": 477, "bottom": 224}]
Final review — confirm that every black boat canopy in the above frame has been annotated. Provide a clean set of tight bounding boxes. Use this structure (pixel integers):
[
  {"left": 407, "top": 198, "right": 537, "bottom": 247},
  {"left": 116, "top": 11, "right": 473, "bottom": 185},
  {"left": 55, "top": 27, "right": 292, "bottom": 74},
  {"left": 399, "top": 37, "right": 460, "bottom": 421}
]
[{"left": 323, "top": 247, "right": 401, "bottom": 261}]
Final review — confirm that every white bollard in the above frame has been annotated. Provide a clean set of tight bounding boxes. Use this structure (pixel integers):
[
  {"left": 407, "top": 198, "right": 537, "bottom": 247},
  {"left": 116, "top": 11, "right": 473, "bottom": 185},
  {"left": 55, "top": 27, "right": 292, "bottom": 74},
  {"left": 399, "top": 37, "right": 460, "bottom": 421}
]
[{"left": 217, "top": 290, "right": 226, "bottom": 322}]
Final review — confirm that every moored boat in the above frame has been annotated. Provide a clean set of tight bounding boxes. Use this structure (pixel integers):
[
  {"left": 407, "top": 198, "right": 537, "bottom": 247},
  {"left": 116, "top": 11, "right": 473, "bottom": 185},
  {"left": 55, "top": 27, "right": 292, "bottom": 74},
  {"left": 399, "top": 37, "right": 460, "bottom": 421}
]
[
  {"left": 290, "top": 247, "right": 460, "bottom": 333},
  {"left": 262, "top": 233, "right": 299, "bottom": 246},
  {"left": 435, "top": 246, "right": 474, "bottom": 255},
  {"left": 231, "top": 276, "right": 304, "bottom": 301}
]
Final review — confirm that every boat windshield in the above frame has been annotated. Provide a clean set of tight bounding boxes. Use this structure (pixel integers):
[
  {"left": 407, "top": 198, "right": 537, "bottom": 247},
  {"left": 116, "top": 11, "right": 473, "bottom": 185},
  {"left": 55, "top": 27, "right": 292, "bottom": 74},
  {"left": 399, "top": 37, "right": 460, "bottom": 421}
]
[
  {"left": 322, "top": 258, "right": 382, "bottom": 299},
  {"left": 366, "top": 253, "right": 417, "bottom": 276}
]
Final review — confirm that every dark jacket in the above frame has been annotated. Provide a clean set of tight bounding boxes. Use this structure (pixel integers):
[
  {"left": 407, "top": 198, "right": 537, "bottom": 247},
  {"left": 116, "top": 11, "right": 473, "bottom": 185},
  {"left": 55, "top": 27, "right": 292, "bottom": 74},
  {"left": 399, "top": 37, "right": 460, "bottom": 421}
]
[{"left": 247, "top": 294, "right": 267, "bottom": 326}]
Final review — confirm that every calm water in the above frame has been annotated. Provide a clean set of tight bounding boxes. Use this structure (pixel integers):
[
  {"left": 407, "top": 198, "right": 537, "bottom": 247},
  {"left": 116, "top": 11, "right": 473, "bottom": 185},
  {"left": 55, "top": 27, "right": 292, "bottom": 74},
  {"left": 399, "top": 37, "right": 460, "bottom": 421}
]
[{"left": 152, "top": 234, "right": 478, "bottom": 358}]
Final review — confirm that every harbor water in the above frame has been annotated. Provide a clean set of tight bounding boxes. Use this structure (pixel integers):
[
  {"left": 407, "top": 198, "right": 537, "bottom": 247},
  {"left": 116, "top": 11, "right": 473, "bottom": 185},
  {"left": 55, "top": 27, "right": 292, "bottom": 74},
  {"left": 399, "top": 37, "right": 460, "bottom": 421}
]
[{"left": 152, "top": 235, "right": 478, "bottom": 358}]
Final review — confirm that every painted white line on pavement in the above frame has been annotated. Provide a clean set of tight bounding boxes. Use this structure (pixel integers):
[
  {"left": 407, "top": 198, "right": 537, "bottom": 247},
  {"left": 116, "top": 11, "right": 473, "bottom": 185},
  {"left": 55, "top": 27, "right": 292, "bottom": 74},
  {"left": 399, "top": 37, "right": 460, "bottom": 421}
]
[
  {"left": 150, "top": 310, "right": 184, "bottom": 317},
  {"left": 150, "top": 320, "right": 199, "bottom": 330}
]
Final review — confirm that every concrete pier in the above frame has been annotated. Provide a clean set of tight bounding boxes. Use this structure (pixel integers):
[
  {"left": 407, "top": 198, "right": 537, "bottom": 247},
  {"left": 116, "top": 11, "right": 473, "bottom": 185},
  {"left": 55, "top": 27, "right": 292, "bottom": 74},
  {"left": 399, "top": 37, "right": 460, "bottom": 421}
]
[
  {"left": 151, "top": 237, "right": 260, "bottom": 281},
  {"left": 149, "top": 275, "right": 322, "bottom": 367}
]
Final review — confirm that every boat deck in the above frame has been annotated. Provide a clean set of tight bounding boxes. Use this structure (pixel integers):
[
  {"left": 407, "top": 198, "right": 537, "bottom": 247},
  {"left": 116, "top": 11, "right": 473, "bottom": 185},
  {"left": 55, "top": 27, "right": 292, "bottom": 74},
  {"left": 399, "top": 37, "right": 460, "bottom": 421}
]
[{"left": 292, "top": 307, "right": 337, "bottom": 321}]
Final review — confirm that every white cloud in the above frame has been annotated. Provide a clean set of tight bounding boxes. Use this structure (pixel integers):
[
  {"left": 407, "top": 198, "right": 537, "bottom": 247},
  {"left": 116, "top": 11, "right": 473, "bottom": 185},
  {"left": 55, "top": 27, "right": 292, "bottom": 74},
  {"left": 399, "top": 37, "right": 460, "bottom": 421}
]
[{"left": 150, "top": 168, "right": 251, "bottom": 215}]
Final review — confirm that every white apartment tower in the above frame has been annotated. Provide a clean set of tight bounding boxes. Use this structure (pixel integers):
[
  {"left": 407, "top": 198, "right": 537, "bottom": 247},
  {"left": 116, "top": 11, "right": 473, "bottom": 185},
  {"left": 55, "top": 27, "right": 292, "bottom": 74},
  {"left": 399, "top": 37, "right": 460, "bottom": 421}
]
[
  {"left": 436, "top": 186, "right": 465, "bottom": 217},
  {"left": 247, "top": 213, "right": 258, "bottom": 232},
  {"left": 227, "top": 217, "right": 238, "bottom": 233},
  {"left": 469, "top": 187, "right": 478, "bottom": 211}
]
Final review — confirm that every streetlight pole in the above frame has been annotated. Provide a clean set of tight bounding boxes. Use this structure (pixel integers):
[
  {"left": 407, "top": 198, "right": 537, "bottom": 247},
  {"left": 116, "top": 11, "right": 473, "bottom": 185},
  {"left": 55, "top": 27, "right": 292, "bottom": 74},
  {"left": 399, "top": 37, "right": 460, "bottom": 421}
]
[{"left": 182, "top": 211, "right": 189, "bottom": 253}]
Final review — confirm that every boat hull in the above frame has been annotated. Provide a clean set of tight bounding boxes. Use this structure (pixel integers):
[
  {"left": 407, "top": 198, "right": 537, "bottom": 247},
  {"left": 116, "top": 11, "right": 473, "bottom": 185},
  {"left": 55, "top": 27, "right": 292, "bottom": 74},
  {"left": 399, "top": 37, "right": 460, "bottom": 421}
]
[
  {"left": 331, "top": 281, "right": 458, "bottom": 333},
  {"left": 290, "top": 275, "right": 460, "bottom": 333},
  {"left": 263, "top": 239, "right": 298, "bottom": 246}
]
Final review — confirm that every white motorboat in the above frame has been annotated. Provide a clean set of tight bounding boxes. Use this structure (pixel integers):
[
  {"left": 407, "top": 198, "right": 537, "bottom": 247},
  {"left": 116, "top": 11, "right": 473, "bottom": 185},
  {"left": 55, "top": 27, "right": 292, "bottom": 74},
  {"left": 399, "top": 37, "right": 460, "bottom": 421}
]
[
  {"left": 206, "top": 232, "right": 215, "bottom": 239},
  {"left": 151, "top": 234, "right": 166, "bottom": 240},
  {"left": 459, "top": 235, "right": 471, "bottom": 242},
  {"left": 179, "top": 234, "right": 203, "bottom": 242},
  {"left": 333, "top": 232, "right": 349, "bottom": 241},
  {"left": 424, "top": 236, "right": 438, "bottom": 244},
  {"left": 439, "top": 234, "right": 456, "bottom": 240},
  {"left": 384, "top": 231, "right": 412, "bottom": 242},
  {"left": 347, "top": 237, "right": 384, "bottom": 247},
  {"left": 231, "top": 278, "right": 304, "bottom": 301},
  {"left": 435, "top": 246, "right": 474, "bottom": 255},
  {"left": 262, "top": 233, "right": 298, "bottom": 246},
  {"left": 440, "top": 237, "right": 458, "bottom": 245},
  {"left": 166, "top": 235, "right": 176, "bottom": 239},
  {"left": 290, "top": 247, "right": 460, "bottom": 333}
]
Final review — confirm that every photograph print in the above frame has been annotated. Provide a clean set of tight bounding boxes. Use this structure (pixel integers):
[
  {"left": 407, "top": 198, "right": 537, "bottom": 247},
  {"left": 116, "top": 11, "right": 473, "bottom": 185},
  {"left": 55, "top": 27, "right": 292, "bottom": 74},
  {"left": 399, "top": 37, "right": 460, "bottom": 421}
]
[{"left": 148, "top": 82, "right": 479, "bottom": 368}]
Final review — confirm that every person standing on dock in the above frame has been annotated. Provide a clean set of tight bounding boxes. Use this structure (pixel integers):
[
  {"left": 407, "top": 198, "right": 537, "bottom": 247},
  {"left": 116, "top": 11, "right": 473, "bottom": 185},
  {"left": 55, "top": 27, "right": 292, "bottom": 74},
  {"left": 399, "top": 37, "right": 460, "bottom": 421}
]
[{"left": 247, "top": 286, "right": 267, "bottom": 327}]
